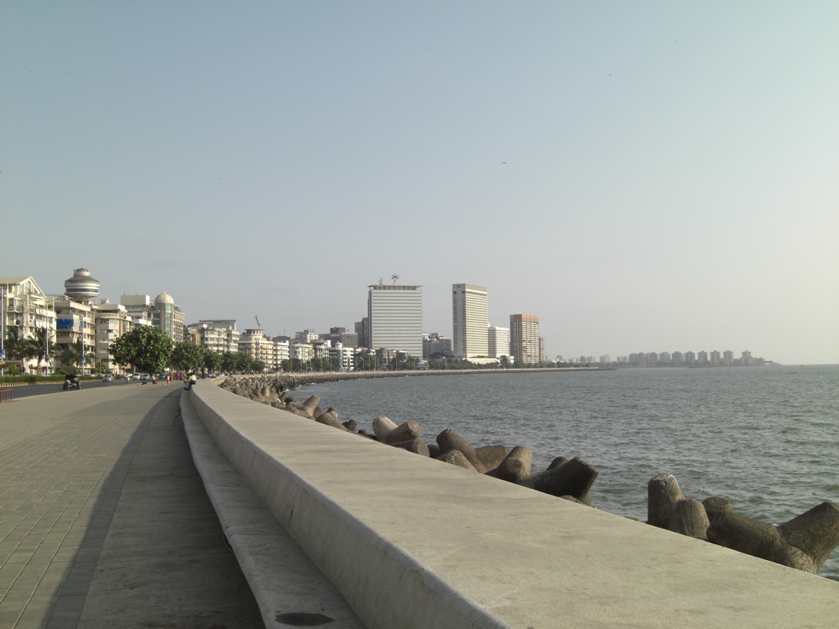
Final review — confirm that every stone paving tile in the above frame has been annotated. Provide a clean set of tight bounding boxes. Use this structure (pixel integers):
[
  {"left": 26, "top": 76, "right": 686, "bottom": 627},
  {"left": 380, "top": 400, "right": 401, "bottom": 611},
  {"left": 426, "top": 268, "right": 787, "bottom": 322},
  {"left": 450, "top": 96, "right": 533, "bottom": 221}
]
[
  {"left": 0, "top": 387, "right": 169, "bottom": 629},
  {"left": 1, "top": 385, "right": 264, "bottom": 629}
]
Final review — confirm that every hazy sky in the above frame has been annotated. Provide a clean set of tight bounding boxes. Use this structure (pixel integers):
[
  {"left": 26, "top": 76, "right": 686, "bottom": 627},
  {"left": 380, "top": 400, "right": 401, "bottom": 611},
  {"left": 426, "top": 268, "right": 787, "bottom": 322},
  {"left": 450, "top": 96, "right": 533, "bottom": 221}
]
[{"left": 2, "top": 2, "right": 837, "bottom": 364}]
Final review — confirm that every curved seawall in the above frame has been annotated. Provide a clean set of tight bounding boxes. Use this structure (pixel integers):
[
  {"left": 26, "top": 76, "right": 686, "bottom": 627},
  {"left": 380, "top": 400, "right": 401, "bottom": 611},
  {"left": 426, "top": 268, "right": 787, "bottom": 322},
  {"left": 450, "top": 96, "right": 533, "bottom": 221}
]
[{"left": 188, "top": 380, "right": 838, "bottom": 629}]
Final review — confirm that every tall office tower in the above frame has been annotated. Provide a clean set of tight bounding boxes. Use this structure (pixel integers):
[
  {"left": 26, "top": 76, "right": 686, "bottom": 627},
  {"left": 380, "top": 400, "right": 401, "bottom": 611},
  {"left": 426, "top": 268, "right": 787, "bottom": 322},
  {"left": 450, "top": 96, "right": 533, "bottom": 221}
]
[
  {"left": 509, "top": 314, "right": 540, "bottom": 365},
  {"left": 367, "top": 282, "right": 423, "bottom": 356},
  {"left": 487, "top": 325, "right": 510, "bottom": 358},
  {"left": 452, "top": 284, "right": 488, "bottom": 359}
]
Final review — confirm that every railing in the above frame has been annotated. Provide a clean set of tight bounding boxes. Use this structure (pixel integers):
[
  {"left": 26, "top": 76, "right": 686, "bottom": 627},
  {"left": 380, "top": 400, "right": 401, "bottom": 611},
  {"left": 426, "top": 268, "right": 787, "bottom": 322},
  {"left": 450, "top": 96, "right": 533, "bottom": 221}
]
[{"left": 0, "top": 388, "right": 13, "bottom": 403}]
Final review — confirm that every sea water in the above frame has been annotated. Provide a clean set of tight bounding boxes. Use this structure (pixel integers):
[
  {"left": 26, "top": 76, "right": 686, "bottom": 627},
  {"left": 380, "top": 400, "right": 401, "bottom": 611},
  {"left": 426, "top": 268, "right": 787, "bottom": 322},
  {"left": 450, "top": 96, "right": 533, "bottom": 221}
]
[{"left": 298, "top": 364, "right": 839, "bottom": 580}]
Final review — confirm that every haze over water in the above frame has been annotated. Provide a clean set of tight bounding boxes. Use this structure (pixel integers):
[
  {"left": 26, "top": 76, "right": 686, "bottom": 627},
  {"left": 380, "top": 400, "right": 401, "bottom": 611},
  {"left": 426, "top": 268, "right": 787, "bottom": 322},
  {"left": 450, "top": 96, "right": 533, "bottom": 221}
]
[{"left": 300, "top": 365, "right": 839, "bottom": 580}]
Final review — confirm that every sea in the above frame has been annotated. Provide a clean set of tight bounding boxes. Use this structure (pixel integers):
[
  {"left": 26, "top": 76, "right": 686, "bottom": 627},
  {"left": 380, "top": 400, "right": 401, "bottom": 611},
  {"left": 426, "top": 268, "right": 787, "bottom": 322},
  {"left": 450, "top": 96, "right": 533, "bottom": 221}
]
[{"left": 297, "top": 364, "right": 839, "bottom": 581}]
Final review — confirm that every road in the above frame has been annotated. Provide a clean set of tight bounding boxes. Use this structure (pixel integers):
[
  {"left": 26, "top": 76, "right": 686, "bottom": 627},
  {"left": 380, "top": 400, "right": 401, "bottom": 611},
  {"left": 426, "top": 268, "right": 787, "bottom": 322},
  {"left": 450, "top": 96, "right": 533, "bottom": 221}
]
[{"left": 1, "top": 379, "right": 187, "bottom": 400}]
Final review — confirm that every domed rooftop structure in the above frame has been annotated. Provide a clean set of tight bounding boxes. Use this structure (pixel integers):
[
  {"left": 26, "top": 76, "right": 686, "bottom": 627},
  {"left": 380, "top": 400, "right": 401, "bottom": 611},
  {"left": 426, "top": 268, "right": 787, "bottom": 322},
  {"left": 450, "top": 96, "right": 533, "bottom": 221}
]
[
  {"left": 64, "top": 268, "right": 100, "bottom": 302},
  {"left": 154, "top": 291, "right": 175, "bottom": 305}
]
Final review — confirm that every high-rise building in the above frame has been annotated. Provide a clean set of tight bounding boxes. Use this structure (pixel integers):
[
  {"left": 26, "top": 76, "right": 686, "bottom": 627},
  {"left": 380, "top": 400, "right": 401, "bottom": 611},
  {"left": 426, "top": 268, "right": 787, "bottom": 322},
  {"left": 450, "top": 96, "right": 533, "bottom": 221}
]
[
  {"left": 151, "top": 292, "right": 185, "bottom": 342},
  {"left": 452, "top": 284, "right": 488, "bottom": 359},
  {"left": 487, "top": 325, "right": 510, "bottom": 359},
  {"left": 355, "top": 318, "right": 369, "bottom": 349},
  {"left": 509, "top": 314, "right": 540, "bottom": 365},
  {"left": 367, "top": 282, "right": 423, "bottom": 357}
]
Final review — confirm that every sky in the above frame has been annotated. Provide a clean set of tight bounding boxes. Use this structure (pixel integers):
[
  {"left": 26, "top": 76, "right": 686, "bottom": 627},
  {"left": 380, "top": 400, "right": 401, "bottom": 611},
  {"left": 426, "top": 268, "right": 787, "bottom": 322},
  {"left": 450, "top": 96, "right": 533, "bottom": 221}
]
[{"left": 2, "top": 1, "right": 837, "bottom": 365}]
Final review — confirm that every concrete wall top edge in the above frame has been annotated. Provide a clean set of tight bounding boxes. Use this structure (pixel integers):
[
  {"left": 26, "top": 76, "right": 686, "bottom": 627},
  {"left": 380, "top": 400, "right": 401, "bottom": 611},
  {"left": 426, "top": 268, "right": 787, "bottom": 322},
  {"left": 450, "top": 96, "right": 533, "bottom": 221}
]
[{"left": 192, "top": 381, "right": 839, "bottom": 629}]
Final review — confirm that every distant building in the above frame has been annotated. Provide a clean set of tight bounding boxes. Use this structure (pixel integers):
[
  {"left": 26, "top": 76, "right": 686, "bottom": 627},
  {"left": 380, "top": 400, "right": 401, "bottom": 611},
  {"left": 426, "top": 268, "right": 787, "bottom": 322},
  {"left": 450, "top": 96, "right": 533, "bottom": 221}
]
[
  {"left": 119, "top": 294, "right": 153, "bottom": 326},
  {"left": 55, "top": 268, "right": 100, "bottom": 375},
  {"left": 187, "top": 320, "right": 240, "bottom": 354},
  {"left": 93, "top": 300, "right": 133, "bottom": 375},
  {"left": 487, "top": 326, "right": 510, "bottom": 359},
  {"left": 710, "top": 350, "right": 721, "bottom": 366},
  {"left": 355, "top": 318, "right": 369, "bottom": 349},
  {"left": 510, "top": 314, "right": 540, "bottom": 365},
  {"left": 151, "top": 292, "right": 184, "bottom": 342},
  {"left": 452, "top": 284, "right": 488, "bottom": 359},
  {"left": 0, "top": 275, "right": 57, "bottom": 374},
  {"left": 423, "top": 333, "right": 453, "bottom": 359},
  {"left": 723, "top": 350, "right": 734, "bottom": 366},
  {"left": 238, "top": 329, "right": 275, "bottom": 369},
  {"left": 367, "top": 282, "right": 423, "bottom": 357},
  {"left": 600, "top": 354, "right": 611, "bottom": 365}
]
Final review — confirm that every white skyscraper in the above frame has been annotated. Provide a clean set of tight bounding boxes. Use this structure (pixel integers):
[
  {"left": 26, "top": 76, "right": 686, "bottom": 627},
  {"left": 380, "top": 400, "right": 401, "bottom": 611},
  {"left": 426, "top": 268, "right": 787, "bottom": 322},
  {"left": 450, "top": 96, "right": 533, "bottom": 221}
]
[
  {"left": 487, "top": 325, "right": 510, "bottom": 359},
  {"left": 367, "top": 282, "right": 423, "bottom": 356},
  {"left": 452, "top": 284, "right": 488, "bottom": 359}
]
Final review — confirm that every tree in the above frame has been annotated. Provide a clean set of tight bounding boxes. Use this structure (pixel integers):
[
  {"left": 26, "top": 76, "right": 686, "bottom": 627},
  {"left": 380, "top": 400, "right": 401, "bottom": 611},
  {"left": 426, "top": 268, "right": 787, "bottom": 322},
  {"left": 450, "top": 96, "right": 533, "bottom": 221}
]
[
  {"left": 221, "top": 351, "right": 253, "bottom": 373},
  {"left": 170, "top": 341, "right": 205, "bottom": 373},
  {"left": 201, "top": 346, "right": 222, "bottom": 374},
  {"left": 110, "top": 326, "right": 174, "bottom": 375}
]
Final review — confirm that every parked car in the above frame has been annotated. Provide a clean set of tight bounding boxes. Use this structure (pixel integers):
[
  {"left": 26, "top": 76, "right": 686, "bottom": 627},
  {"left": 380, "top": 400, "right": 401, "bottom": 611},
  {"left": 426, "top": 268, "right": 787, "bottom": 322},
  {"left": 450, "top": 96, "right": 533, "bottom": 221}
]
[
  {"left": 102, "top": 374, "right": 114, "bottom": 382},
  {"left": 139, "top": 373, "right": 150, "bottom": 383},
  {"left": 130, "top": 373, "right": 141, "bottom": 380}
]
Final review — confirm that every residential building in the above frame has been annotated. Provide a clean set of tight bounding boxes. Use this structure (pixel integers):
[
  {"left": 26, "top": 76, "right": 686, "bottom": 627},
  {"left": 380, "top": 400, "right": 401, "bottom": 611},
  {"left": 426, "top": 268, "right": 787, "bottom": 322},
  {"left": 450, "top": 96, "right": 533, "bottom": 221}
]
[
  {"left": 187, "top": 320, "right": 240, "bottom": 354},
  {"left": 509, "top": 314, "right": 540, "bottom": 365},
  {"left": 0, "top": 276, "right": 57, "bottom": 374},
  {"left": 452, "top": 284, "right": 488, "bottom": 359},
  {"left": 329, "top": 342, "right": 356, "bottom": 371},
  {"left": 723, "top": 350, "right": 734, "bottom": 366},
  {"left": 238, "top": 329, "right": 275, "bottom": 369},
  {"left": 93, "top": 300, "right": 133, "bottom": 375},
  {"left": 119, "top": 294, "right": 154, "bottom": 325},
  {"left": 55, "top": 268, "right": 100, "bottom": 375},
  {"left": 367, "top": 282, "right": 423, "bottom": 357},
  {"left": 599, "top": 354, "right": 611, "bottom": 365},
  {"left": 710, "top": 350, "right": 721, "bottom": 366},
  {"left": 487, "top": 326, "right": 510, "bottom": 359},
  {"left": 741, "top": 350, "right": 753, "bottom": 366},
  {"left": 273, "top": 338, "right": 290, "bottom": 367},
  {"left": 291, "top": 341, "right": 314, "bottom": 363}
]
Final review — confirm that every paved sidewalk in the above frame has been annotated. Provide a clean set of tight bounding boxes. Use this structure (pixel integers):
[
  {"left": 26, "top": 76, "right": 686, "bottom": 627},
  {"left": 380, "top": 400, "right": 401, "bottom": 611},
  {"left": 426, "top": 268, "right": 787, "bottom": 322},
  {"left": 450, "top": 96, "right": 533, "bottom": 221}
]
[{"left": 0, "top": 384, "right": 262, "bottom": 629}]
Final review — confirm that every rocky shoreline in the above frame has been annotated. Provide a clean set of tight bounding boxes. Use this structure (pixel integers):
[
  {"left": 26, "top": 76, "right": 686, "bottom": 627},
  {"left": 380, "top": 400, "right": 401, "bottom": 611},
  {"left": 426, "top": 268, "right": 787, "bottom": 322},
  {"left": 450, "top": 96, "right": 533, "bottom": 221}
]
[{"left": 217, "top": 373, "right": 839, "bottom": 576}]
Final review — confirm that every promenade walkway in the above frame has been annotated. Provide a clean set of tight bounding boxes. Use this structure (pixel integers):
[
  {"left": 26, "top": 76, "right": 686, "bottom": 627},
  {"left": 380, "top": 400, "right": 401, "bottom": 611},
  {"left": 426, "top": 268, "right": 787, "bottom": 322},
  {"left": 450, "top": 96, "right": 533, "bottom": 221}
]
[{"left": 0, "top": 384, "right": 262, "bottom": 629}]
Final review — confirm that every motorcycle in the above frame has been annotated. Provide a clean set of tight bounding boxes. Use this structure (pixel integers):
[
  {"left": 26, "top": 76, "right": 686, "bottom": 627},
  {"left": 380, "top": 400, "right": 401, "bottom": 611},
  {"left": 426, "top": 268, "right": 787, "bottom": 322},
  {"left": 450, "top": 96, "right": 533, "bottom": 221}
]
[{"left": 63, "top": 376, "right": 81, "bottom": 391}]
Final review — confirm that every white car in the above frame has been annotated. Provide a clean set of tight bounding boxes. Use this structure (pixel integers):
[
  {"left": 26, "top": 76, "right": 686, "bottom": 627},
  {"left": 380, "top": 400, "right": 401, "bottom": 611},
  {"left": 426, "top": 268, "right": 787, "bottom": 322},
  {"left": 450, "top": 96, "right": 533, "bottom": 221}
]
[{"left": 130, "top": 373, "right": 141, "bottom": 380}]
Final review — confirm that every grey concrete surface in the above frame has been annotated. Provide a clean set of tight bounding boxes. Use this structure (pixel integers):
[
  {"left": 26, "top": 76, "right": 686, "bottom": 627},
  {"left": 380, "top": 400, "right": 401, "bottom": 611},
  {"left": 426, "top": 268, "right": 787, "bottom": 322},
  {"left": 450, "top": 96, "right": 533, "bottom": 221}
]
[
  {"left": 0, "top": 383, "right": 262, "bottom": 629},
  {"left": 191, "top": 379, "right": 839, "bottom": 629},
  {"left": 180, "top": 390, "right": 366, "bottom": 629}
]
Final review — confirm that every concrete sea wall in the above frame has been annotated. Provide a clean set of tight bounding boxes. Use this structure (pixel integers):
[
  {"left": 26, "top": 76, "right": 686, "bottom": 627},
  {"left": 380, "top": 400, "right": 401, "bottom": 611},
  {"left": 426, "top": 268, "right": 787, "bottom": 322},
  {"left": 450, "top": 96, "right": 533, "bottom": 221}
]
[{"left": 189, "top": 380, "right": 838, "bottom": 629}]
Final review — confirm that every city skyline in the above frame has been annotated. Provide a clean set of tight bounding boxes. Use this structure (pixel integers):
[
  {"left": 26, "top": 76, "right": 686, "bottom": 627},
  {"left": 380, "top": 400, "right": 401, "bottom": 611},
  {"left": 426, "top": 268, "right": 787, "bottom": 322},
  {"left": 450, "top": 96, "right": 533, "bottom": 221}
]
[{"left": 2, "top": 3, "right": 837, "bottom": 365}]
